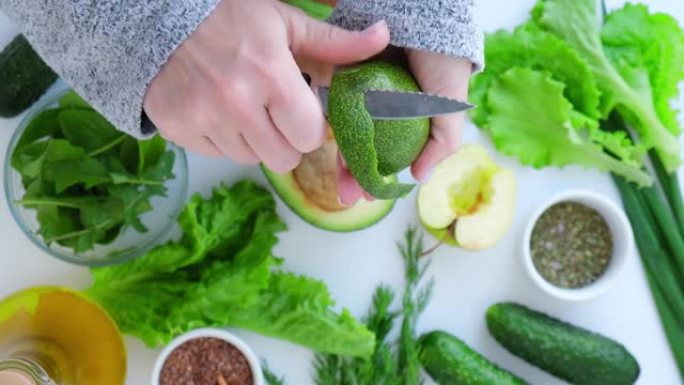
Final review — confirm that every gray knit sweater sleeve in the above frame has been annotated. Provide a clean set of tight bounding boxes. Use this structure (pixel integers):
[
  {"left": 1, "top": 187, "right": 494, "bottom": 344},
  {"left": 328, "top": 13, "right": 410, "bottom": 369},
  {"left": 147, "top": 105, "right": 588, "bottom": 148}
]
[
  {"left": 0, "top": 0, "right": 482, "bottom": 138},
  {"left": 328, "top": 0, "right": 484, "bottom": 71},
  {"left": 0, "top": 0, "right": 221, "bottom": 138}
]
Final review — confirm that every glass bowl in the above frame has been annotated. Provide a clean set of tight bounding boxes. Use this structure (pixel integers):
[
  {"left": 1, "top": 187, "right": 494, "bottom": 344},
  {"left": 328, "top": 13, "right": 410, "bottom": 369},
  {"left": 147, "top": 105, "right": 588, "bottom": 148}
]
[{"left": 4, "top": 90, "right": 188, "bottom": 266}]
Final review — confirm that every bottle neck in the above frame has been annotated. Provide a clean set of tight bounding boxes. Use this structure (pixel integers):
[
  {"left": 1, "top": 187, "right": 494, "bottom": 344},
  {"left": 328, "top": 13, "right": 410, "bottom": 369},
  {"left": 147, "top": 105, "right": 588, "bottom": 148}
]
[{"left": 0, "top": 358, "right": 56, "bottom": 385}]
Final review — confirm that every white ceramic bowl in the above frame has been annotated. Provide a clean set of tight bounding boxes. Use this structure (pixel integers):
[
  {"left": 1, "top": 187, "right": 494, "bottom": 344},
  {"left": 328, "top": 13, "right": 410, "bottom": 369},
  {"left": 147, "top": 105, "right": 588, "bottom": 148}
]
[
  {"left": 151, "top": 328, "right": 264, "bottom": 385},
  {"left": 522, "top": 189, "right": 634, "bottom": 301}
]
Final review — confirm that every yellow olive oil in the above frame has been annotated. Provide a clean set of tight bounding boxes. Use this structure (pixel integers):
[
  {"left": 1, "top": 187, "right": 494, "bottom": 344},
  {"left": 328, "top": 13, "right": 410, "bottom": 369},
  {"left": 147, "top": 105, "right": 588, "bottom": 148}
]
[{"left": 0, "top": 287, "right": 126, "bottom": 385}]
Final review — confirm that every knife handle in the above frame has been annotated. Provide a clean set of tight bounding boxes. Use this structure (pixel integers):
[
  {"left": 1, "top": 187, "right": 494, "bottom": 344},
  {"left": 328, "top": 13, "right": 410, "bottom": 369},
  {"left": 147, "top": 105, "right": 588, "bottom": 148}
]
[{"left": 302, "top": 72, "right": 312, "bottom": 86}]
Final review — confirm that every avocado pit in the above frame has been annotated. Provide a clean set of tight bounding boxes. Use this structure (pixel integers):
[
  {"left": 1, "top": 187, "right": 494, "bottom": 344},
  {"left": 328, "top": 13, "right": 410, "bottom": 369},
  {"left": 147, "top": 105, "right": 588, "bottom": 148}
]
[{"left": 292, "top": 137, "right": 345, "bottom": 212}]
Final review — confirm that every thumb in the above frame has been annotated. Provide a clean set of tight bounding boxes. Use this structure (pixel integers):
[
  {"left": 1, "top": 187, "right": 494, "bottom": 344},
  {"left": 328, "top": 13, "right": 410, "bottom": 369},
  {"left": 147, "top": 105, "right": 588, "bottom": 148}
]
[{"left": 283, "top": 7, "right": 390, "bottom": 64}]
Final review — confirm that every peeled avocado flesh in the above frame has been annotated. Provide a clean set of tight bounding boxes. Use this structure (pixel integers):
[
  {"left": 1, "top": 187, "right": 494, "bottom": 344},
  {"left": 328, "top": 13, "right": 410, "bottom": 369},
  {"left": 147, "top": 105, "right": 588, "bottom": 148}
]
[{"left": 328, "top": 61, "right": 430, "bottom": 199}]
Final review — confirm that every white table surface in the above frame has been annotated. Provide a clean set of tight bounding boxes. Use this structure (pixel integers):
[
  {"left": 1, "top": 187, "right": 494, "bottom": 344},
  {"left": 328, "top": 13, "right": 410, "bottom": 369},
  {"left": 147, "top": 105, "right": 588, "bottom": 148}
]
[{"left": 0, "top": 1, "right": 682, "bottom": 384}]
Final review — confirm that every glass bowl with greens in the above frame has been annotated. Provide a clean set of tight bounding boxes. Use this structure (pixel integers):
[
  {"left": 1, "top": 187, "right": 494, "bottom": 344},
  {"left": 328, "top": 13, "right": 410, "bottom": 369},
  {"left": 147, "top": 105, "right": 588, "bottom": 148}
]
[{"left": 4, "top": 89, "right": 188, "bottom": 266}]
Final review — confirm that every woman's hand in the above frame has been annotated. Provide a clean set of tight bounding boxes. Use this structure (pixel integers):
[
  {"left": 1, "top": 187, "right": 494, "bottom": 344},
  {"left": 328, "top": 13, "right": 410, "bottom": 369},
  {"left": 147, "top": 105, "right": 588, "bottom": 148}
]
[
  {"left": 337, "top": 50, "right": 473, "bottom": 204},
  {"left": 143, "top": 0, "right": 389, "bottom": 172}
]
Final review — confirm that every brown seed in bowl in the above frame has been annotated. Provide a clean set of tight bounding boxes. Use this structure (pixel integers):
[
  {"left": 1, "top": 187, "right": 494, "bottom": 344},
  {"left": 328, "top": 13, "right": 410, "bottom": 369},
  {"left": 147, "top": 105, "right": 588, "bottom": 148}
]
[{"left": 160, "top": 337, "right": 253, "bottom": 385}]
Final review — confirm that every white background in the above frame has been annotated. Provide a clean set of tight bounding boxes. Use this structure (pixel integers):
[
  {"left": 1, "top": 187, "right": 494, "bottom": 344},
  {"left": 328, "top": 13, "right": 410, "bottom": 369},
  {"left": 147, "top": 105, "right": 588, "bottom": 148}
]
[{"left": 0, "top": 1, "right": 682, "bottom": 384}]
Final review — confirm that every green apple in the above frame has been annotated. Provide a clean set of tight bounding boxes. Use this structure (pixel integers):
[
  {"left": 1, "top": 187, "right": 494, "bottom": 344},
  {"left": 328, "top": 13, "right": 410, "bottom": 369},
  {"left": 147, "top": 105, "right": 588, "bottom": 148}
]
[{"left": 418, "top": 144, "right": 517, "bottom": 250}]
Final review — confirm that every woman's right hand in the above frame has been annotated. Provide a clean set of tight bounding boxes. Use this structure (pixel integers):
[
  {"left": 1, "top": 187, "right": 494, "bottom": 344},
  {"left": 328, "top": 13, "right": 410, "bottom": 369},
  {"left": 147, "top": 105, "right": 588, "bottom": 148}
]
[{"left": 143, "top": 0, "right": 390, "bottom": 172}]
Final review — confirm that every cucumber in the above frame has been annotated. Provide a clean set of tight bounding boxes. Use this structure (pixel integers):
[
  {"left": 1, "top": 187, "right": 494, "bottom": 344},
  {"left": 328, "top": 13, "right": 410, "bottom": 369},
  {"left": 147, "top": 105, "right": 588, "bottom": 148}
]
[
  {"left": 418, "top": 330, "right": 528, "bottom": 385},
  {"left": 0, "top": 35, "right": 58, "bottom": 118},
  {"left": 486, "top": 302, "right": 640, "bottom": 385}
]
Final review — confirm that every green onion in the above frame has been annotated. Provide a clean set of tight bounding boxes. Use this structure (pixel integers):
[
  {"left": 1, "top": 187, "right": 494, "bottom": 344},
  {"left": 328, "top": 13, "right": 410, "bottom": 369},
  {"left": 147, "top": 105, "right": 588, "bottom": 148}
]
[
  {"left": 607, "top": 116, "right": 684, "bottom": 378},
  {"left": 651, "top": 152, "right": 684, "bottom": 237},
  {"left": 646, "top": 265, "right": 684, "bottom": 380}
]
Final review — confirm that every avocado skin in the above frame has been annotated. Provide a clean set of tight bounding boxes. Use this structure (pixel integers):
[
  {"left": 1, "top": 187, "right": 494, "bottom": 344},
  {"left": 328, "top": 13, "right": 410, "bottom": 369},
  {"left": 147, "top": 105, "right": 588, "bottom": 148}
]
[
  {"left": 329, "top": 61, "right": 429, "bottom": 199},
  {"left": 370, "top": 65, "right": 429, "bottom": 175},
  {"left": 419, "top": 330, "right": 528, "bottom": 385},
  {"left": 486, "top": 302, "right": 640, "bottom": 385},
  {"left": 0, "top": 35, "right": 58, "bottom": 117}
]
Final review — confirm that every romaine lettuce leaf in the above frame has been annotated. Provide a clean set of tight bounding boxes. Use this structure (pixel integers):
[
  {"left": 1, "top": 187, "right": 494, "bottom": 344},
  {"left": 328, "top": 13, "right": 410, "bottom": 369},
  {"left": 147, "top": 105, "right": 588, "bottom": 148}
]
[
  {"left": 86, "top": 181, "right": 374, "bottom": 357},
  {"left": 602, "top": 3, "right": 684, "bottom": 136},
  {"left": 532, "top": 0, "right": 681, "bottom": 171},
  {"left": 484, "top": 67, "right": 651, "bottom": 186},
  {"left": 471, "top": 24, "right": 601, "bottom": 126}
]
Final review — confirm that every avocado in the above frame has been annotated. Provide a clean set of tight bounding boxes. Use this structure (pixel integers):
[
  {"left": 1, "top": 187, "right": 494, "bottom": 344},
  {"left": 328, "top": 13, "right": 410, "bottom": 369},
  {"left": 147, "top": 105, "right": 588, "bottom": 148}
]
[
  {"left": 419, "top": 330, "right": 528, "bottom": 385},
  {"left": 262, "top": 135, "right": 395, "bottom": 232},
  {"left": 328, "top": 61, "right": 430, "bottom": 200},
  {"left": 486, "top": 302, "right": 640, "bottom": 385},
  {"left": 0, "top": 35, "right": 58, "bottom": 117}
]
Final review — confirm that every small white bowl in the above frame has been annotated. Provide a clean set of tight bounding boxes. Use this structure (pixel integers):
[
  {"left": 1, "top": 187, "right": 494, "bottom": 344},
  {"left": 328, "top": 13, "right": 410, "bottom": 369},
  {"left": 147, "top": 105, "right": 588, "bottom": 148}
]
[
  {"left": 522, "top": 189, "right": 634, "bottom": 301},
  {"left": 151, "top": 328, "right": 264, "bottom": 385}
]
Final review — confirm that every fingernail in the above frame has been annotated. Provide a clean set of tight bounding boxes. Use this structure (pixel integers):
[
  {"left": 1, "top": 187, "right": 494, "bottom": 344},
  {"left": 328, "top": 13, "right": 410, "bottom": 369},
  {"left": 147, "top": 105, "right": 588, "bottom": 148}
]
[
  {"left": 337, "top": 194, "right": 351, "bottom": 207},
  {"left": 363, "top": 20, "right": 387, "bottom": 35}
]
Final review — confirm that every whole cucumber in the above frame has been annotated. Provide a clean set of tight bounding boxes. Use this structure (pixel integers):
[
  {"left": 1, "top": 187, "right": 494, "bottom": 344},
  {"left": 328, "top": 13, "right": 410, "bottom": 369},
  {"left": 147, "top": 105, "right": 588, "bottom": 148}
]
[
  {"left": 486, "top": 302, "right": 639, "bottom": 385},
  {"left": 418, "top": 330, "right": 528, "bottom": 385},
  {"left": 0, "top": 35, "right": 58, "bottom": 118}
]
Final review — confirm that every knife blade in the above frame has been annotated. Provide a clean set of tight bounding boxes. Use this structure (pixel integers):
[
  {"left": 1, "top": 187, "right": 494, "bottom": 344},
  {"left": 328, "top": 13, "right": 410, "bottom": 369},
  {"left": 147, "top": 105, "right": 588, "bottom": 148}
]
[{"left": 316, "top": 87, "right": 474, "bottom": 120}]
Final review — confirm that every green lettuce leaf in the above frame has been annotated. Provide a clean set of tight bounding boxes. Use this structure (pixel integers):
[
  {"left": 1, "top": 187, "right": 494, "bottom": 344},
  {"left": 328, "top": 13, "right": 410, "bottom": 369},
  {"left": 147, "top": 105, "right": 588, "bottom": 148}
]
[
  {"left": 471, "top": 24, "right": 601, "bottom": 126},
  {"left": 484, "top": 67, "right": 651, "bottom": 186},
  {"left": 86, "top": 181, "right": 374, "bottom": 357},
  {"left": 225, "top": 272, "right": 376, "bottom": 357},
  {"left": 602, "top": 3, "right": 684, "bottom": 136},
  {"left": 532, "top": 0, "right": 681, "bottom": 171}
]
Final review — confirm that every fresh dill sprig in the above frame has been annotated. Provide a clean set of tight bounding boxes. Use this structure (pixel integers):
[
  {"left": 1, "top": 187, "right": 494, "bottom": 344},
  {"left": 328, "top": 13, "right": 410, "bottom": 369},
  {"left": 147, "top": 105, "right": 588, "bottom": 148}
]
[
  {"left": 263, "top": 362, "right": 286, "bottom": 385},
  {"left": 313, "top": 227, "right": 434, "bottom": 385},
  {"left": 398, "top": 227, "right": 435, "bottom": 385}
]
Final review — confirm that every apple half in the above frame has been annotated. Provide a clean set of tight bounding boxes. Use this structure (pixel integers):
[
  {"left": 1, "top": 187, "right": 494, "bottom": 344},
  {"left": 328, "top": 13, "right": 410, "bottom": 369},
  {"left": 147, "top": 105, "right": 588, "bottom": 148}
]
[{"left": 418, "top": 144, "right": 517, "bottom": 250}]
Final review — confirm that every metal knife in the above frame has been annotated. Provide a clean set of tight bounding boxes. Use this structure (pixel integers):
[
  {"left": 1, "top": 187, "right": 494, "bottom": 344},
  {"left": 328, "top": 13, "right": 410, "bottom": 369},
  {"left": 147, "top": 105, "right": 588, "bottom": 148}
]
[
  {"left": 302, "top": 72, "right": 474, "bottom": 120},
  {"left": 316, "top": 87, "right": 474, "bottom": 120},
  {"left": 139, "top": 74, "right": 475, "bottom": 133}
]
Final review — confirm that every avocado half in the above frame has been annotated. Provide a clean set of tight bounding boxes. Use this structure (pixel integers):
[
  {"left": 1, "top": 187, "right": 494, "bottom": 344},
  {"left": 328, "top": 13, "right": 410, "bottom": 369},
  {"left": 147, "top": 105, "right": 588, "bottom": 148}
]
[{"left": 262, "top": 136, "right": 395, "bottom": 232}]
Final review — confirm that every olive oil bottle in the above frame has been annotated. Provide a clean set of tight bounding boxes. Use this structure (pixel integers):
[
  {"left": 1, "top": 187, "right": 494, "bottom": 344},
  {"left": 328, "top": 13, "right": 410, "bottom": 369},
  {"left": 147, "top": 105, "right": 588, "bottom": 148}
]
[
  {"left": 0, "top": 358, "right": 55, "bottom": 385},
  {"left": 0, "top": 287, "right": 126, "bottom": 385}
]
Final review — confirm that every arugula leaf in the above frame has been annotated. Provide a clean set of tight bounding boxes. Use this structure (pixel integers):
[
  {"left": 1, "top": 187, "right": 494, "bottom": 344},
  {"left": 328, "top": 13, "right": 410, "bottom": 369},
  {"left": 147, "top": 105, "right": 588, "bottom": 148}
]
[
  {"left": 532, "top": 0, "right": 681, "bottom": 171},
  {"left": 58, "top": 90, "right": 92, "bottom": 110},
  {"left": 86, "top": 181, "right": 374, "bottom": 357},
  {"left": 602, "top": 3, "right": 684, "bottom": 136},
  {"left": 11, "top": 90, "right": 175, "bottom": 253},
  {"left": 58, "top": 109, "right": 121, "bottom": 153},
  {"left": 118, "top": 134, "right": 166, "bottom": 174},
  {"left": 483, "top": 67, "right": 651, "bottom": 186},
  {"left": 118, "top": 137, "right": 141, "bottom": 174},
  {"left": 107, "top": 185, "right": 156, "bottom": 232},
  {"left": 11, "top": 109, "right": 61, "bottom": 167},
  {"left": 139, "top": 134, "right": 167, "bottom": 172},
  {"left": 44, "top": 158, "right": 111, "bottom": 193},
  {"left": 35, "top": 204, "right": 81, "bottom": 247}
]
